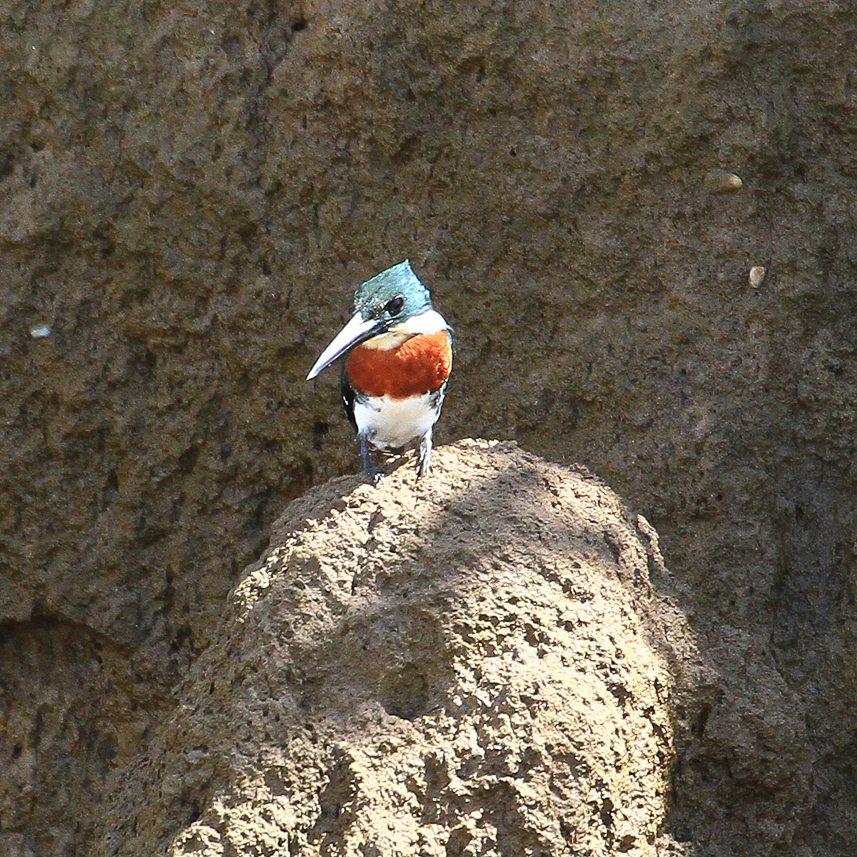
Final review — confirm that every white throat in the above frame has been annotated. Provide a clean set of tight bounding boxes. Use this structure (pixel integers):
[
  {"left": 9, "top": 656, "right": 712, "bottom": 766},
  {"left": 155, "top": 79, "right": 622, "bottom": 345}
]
[{"left": 361, "top": 309, "right": 448, "bottom": 351}]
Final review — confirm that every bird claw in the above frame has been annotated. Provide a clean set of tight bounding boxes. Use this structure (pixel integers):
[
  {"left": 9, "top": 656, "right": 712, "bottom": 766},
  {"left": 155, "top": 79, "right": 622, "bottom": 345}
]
[
  {"left": 416, "top": 430, "right": 433, "bottom": 477},
  {"left": 360, "top": 434, "right": 386, "bottom": 485}
]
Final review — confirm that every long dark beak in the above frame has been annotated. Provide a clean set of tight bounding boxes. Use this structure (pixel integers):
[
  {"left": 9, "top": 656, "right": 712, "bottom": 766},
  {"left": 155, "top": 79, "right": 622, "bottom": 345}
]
[{"left": 306, "top": 312, "right": 386, "bottom": 380}]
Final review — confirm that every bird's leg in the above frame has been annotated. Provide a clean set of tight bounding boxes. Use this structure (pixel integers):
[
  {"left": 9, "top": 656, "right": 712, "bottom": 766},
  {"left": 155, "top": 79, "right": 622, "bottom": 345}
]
[
  {"left": 417, "top": 428, "right": 433, "bottom": 477},
  {"left": 360, "top": 433, "right": 385, "bottom": 484}
]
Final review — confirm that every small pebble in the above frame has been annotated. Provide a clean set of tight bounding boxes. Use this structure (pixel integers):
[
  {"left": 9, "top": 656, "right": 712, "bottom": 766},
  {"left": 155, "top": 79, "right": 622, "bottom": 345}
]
[
  {"left": 749, "top": 266, "right": 766, "bottom": 288},
  {"left": 704, "top": 170, "right": 744, "bottom": 193},
  {"left": 30, "top": 324, "right": 51, "bottom": 338}
]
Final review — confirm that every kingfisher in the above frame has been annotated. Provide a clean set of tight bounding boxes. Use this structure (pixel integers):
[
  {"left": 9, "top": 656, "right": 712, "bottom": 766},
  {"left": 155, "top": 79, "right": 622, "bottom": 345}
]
[{"left": 306, "top": 260, "right": 453, "bottom": 481}]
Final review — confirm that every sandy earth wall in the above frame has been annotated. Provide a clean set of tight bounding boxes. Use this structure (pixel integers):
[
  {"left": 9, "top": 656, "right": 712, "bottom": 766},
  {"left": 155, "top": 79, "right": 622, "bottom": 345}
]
[{"left": 2, "top": 1, "right": 857, "bottom": 855}]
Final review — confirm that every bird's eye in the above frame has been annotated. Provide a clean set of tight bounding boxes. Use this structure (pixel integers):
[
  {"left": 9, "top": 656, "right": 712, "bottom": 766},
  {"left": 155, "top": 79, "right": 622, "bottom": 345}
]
[{"left": 385, "top": 296, "right": 405, "bottom": 315}]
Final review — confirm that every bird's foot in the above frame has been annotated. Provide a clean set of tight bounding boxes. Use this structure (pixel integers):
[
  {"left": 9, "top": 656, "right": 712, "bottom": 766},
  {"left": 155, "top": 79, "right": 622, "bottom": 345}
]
[
  {"left": 416, "top": 430, "right": 433, "bottom": 477},
  {"left": 360, "top": 435, "right": 386, "bottom": 485}
]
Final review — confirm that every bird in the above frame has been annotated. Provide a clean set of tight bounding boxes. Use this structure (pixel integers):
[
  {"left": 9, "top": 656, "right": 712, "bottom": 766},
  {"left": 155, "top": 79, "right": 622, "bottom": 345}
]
[{"left": 306, "top": 260, "right": 453, "bottom": 481}]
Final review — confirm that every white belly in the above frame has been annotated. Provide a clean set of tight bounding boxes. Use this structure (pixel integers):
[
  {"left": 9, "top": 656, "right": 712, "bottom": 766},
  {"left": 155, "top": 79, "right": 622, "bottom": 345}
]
[{"left": 354, "top": 393, "right": 441, "bottom": 449}]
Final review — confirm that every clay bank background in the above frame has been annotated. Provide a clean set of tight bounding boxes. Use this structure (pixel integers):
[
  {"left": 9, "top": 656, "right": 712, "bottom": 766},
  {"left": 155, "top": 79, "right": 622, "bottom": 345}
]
[{"left": 1, "top": 0, "right": 856, "bottom": 855}]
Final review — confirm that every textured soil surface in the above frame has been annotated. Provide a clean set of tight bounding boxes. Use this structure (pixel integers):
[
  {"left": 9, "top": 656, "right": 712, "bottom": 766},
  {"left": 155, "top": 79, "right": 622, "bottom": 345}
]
[
  {"left": 95, "top": 440, "right": 708, "bottom": 857},
  {"left": 2, "top": 0, "right": 857, "bottom": 855}
]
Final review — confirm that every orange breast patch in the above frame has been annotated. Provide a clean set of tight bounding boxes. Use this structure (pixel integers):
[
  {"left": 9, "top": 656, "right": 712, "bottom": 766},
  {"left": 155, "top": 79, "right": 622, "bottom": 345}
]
[{"left": 347, "top": 331, "right": 453, "bottom": 399}]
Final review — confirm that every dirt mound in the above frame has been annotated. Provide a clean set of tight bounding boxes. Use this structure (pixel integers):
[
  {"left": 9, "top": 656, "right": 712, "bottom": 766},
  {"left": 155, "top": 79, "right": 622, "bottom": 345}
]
[{"left": 96, "top": 440, "right": 708, "bottom": 857}]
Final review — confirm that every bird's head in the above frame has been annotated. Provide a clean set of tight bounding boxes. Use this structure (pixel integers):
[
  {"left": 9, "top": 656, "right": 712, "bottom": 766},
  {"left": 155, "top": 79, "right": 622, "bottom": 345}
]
[{"left": 306, "top": 260, "right": 437, "bottom": 380}]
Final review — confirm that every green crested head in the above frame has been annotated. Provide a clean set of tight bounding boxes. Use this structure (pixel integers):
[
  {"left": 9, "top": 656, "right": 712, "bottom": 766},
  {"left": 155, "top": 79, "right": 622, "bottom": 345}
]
[
  {"left": 353, "top": 260, "right": 433, "bottom": 324},
  {"left": 306, "top": 260, "right": 443, "bottom": 382}
]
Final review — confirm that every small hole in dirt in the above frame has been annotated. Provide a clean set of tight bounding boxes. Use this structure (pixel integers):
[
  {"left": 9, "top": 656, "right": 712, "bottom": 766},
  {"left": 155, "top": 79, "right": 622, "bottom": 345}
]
[
  {"left": 381, "top": 663, "right": 429, "bottom": 720},
  {"left": 312, "top": 421, "right": 329, "bottom": 450}
]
